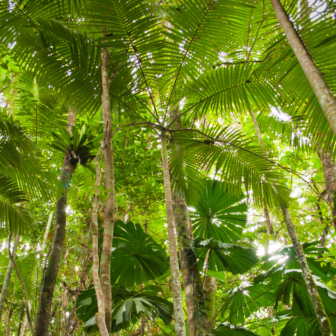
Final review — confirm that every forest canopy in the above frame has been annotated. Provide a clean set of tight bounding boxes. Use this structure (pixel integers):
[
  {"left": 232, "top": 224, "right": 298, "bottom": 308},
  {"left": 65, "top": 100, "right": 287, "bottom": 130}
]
[{"left": 0, "top": 0, "right": 336, "bottom": 336}]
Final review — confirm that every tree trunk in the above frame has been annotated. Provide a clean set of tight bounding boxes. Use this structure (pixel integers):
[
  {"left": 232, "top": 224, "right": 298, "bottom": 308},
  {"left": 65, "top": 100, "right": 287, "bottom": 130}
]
[
  {"left": 65, "top": 234, "right": 91, "bottom": 335},
  {"left": 318, "top": 150, "right": 336, "bottom": 232},
  {"left": 270, "top": 0, "right": 336, "bottom": 137},
  {"left": 172, "top": 195, "right": 196, "bottom": 336},
  {"left": 100, "top": 47, "right": 115, "bottom": 334},
  {"left": 34, "top": 109, "right": 76, "bottom": 336},
  {"left": 203, "top": 275, "right": 216, "bottom": 331},
  {"left": 0, "top": 234, "right": 19, "bottom": 322},
  {"left": 20, "top": 308, "right": 28, "bottom": 336},
  {"left": 161, "top": 133, "right": 186, "bottom": 336},
  {"left": 203, "top": 251, "right": 216, "bottom": 332},
  {"left": 92, "top": 145, "right": 109, "bottom": 336},
  {"left": 250, "top": 110, "right": 275, "bottom": 255},
  {"left": 281, "top": 207, "right": 333, "bottom": 336},
  {"left": 5, "top": 306, "right": 12, "bottom": 336},
  {"left": 263, "top": 206, "right": 274, "bottom": 255},
  {"left": 41, "top": 211, "right": 54, "bottom": 253}
]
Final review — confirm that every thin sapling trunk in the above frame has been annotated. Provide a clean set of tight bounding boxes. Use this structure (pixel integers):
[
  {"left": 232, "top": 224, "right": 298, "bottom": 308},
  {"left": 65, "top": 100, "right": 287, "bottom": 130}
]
[
  {"left": 92, "top": 144, "right": 109, "bottom": 336},
  {"left": 282, "top": 207, "right": 334, "bottom": 336},
  {"left": 100, "top": 47, "right": 115, "bottom": 334}
]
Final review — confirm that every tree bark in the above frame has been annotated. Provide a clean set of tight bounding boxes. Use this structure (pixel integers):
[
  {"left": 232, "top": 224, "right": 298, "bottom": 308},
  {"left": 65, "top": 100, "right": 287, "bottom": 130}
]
[
  {"left": 203, "top": 251, "right": 216, "bottom": 332},
  {"left": 172, "top": 196, "right": 196, "bottom": 336},
  {"left": 0, "top": 234, "right": 19, "bottom": 322},
  {"left": 5, "top": 306, "right": 12, "bottom": 336},
  {"left": 92, "top": 145, "right": 109, "bottom": 336},
  {"left": 100, "top": 47, "right": 115, "bottom": 334},
  {"left": 34, "top": 109, "right": 76, "bottom": 336},
  {"left": 270, "top": 0, "right": 336, "bottom": 137},
  {"left": 161, "top": 133, "right": 186, "bottom": 336},
  {"left": 318, "top": 150, "right": 336, "bottom": 232},
  {"left": 203, "top": 275, "right": 216, "bottom": 331},
  {"left": 281, "top": 207, "right": 333, "bottom": 336}
]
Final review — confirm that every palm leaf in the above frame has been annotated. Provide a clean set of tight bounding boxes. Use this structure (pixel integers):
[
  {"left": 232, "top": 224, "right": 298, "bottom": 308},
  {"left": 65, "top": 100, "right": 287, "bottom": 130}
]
[
  {"left": 188, "top": 179, "right": 247, "bottom": 243},
  {"left": 191, "top": 237, "right": 258, "bottom": 275},
  {"left": 111, "top": 220, "right": 170, "bottom": 287}
]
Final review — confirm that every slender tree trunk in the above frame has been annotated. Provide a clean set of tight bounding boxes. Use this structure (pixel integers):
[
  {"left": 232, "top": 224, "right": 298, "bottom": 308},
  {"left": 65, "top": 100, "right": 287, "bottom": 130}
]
[
  {"left": 65, "top": 235, "right": 91, "bottom": 335},
  {"left": 270, "top": 0, "right": 336, "bottom": 137},
  {"left": 34, "top": 109, "right": 76, "bottom": 336},
  {"left": 92, "top": 145, "right": 109, "bottom": 336},
  {"left": 0, "top": 234, "right": 19, "bottom": 322},
  {"left": 169, "top": 106, "right": 196, "bottom": 335},
  {"left": 318, "top": 150, "right": 336, "bottom": 232},
  {"left": 161, "top": 133, "right": 186, "bottom": 336},
  {"left": 140, "top": 315, "right": 146, "bottom": 336},
  {"left": 20, "top": 308, "right": 28, "bottom": 336},
  {"left": 281, "top": 207, "right": 333, "bottom": 336},
  {"left": 41, "top": 211, "right": 54, "bottom": 253},
  {"left": 100, "top": 47, "right": 115, "bottom": 334},
  {"left": 250, "top": 110, "right": 275, "bottom": 254},
  {"left": 5, "top": 306, "right": 12, "bottom": 336},
  {"left": 172, "top": 196, "right": 196, "bottom": 336}
]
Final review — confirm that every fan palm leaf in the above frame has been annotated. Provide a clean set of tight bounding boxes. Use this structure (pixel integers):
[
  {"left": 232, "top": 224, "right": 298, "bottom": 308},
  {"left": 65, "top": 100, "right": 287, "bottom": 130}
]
[
  {"left": 188, "top": 179, "right": 247, "bottom": 243},
  {"left": 111, "top": 220, "right": 170, "bottom": 287},
  {"left": 191, "top": 237, "right": 258, "bottom": 275}
]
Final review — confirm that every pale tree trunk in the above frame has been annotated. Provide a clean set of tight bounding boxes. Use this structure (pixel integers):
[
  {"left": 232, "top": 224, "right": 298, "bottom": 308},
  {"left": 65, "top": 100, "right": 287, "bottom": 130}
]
[
  {"left": 92, "top": 145, "right": 109, "bottom": 336},
  {"left": 161, "top": 133, "right": 186, "bottom": 336},
  {"left": 0, "top": 234, "right": 20, "bottom": 322},
  {"left": 41, "top": 211, "right": 54, "bottom": 253},
  {"left": 250, "top": 110, "right": 275, "bottom": 255},
  {"left": 282, "top": 207, "right": 333, "bottom": 336},
  {"left": 100, "top": 47, "right": 115, "bottom": 334},
  {"left": 65, "top": 236, "right": 91, "bottom": 335},
  {"left": 20, "top": 308, "right": 28, "bottom": 336},
  {"left": 34, "top": 109, "right": 76, "bottom": 336},
  {"left": 5, "top": 306, "right": 12, "bottom": 336},
  {"left": 270, "top": 0, "right": 336, "bottom": 137},
  {"left": 172, "top": 196, "right": 196, "bottom": 336}
]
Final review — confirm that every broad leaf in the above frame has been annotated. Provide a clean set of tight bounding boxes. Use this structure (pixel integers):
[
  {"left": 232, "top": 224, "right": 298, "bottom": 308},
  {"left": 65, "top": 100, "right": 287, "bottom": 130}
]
[{"left": 189, "top": 179, "right": 247, "bottom": 243}]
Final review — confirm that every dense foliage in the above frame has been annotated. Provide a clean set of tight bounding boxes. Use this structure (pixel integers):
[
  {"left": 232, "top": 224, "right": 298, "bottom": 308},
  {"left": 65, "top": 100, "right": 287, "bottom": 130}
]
[{"left": 0, "top": 0, "right": 336, "bottom": 335}]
